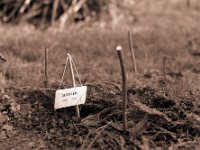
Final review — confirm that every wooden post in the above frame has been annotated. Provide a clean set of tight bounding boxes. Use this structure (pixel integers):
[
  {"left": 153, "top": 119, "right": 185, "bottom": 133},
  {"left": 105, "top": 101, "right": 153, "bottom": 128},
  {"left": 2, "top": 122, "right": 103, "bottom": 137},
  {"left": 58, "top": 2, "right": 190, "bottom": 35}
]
[
  {"left": 44, "top": 45, "right": 48, "bottom": 88},
  {"left": 116, "top": 46, "right": 127, "bottom": 133},
  {"left": 163, "top": 56, "right": 166, "bottom": 81},
  {"left": 128, "top": 31, "right": 137, "bottom": 73},
  {"left": 68, "top": 54, "right": 80, "bottom": 118}
]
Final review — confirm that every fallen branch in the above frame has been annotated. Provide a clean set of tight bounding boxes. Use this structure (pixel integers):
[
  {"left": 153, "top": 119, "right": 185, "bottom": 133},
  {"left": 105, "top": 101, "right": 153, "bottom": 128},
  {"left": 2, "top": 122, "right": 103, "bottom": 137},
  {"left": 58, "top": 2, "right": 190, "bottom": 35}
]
[{"left": 128, "top": 99, "right": 171, "bottom": 122}]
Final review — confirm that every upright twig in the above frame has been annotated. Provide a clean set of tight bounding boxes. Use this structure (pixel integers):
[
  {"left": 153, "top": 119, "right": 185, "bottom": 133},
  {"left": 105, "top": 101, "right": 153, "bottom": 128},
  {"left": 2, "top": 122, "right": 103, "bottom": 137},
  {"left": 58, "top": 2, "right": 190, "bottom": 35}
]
[
  {"left": 128, "top": 30, "right": 138, "bottom": 73},
  {"left": 59, "top": 57, "right": 69, "bottom": 88},
  {"left": 163, "top": 56, "right": 166, "bottom": 81},
  {"left": 116, "top": 46, "right": 127, "bottom": 133},
  {"left": 44, "top": 45, "right": 48, "bottom": 88},
  {"left": 68, "top": 54, "right": 80, "bottom": 118}
]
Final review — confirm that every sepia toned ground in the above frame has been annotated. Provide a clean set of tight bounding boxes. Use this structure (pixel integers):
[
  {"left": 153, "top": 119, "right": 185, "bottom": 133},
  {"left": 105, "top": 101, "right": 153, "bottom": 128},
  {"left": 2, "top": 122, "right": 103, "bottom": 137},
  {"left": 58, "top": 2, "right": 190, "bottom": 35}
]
[{"left": 0, "top": 1, "right": 200, "bottom": 149}]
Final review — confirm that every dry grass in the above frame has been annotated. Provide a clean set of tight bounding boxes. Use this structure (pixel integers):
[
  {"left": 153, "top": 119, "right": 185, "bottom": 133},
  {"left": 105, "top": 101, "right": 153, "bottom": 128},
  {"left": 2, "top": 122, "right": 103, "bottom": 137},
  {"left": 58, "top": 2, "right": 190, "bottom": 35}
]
[{"left": 0, "top": 0, "right": 199, "bottom": 100}]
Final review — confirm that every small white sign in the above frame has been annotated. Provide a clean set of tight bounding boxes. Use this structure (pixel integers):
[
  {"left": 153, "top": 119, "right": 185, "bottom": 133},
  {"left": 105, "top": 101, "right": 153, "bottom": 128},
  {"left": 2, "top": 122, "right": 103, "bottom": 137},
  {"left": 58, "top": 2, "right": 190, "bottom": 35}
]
[{"left": 54, "top": 86, "right": 87, "bottom": 109}]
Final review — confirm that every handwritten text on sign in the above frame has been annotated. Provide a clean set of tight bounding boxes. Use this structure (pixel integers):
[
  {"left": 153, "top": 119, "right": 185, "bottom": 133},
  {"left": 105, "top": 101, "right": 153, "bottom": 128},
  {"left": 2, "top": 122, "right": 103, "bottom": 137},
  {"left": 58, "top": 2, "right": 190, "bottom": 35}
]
[{"left": 54, "top": 86, "right": 87, "bottom": 109}]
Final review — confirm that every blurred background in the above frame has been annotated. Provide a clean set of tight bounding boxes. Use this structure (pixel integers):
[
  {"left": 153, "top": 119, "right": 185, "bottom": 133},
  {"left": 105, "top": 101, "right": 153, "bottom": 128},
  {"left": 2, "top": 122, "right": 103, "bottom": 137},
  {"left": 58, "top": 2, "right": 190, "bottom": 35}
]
[
  {"left": 0, "top": 0, "right": 198, "bottom": 28},
  {"left": 0, "top": 0, "right": 199, "bottom": 88}
]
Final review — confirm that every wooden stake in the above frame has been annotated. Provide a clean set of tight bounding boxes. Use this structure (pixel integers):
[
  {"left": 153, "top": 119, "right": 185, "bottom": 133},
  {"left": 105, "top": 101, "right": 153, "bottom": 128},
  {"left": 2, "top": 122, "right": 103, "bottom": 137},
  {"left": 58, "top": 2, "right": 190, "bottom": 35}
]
[
  {"left": 116, "top": 46, "right": 127, "bottom": 133},
  {"left": 68, "top": 54, "right": 80, "bottom": 118},
  {"left": 128, "top": 31, "right": 137, "bottom": 73},
  {"left": 44, "top": 45, "right": 48, "bottom": 88},
  {"left": 163, "top": 56, "right": 166, "bottom": 81}
]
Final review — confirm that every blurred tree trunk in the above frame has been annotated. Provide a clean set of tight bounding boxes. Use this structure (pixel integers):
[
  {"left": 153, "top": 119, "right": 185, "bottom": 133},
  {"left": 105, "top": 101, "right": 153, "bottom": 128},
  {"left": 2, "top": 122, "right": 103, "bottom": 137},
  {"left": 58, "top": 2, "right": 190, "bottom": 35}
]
[{"left": 186, "top": 0, "right": 191, "bottom": 8}]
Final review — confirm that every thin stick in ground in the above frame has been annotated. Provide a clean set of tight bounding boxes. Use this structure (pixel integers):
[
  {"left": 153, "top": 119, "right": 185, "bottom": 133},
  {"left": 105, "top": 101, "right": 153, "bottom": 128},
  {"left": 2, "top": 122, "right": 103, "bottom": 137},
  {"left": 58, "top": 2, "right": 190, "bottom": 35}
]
[
  {"left": 163, "top": 56, "right": 166, "bottom": 81},
  {"left": 68, "top": 54, "right": 80, "bottom": 118},
  {"left": 116, "top": 46, "right": 127, "bottom": 133},
  {"left": 128, "top": 30, "right": 137, "bottom": 73},
  {"left": 44, "top": 45, "right": 48, "bottom": 88}
]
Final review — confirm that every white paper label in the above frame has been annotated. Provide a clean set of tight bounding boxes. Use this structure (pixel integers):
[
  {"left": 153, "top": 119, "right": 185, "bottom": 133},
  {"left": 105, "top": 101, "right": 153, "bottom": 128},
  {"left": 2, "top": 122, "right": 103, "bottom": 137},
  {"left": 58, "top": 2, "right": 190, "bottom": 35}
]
[{"left": 54, "top": 86, "right": 87, "bottom": 109}]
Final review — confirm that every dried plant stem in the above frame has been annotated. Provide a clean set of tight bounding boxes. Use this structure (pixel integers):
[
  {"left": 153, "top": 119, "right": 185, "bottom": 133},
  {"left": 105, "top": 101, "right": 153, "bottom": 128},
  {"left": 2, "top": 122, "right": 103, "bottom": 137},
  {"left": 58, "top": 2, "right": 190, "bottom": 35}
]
[
  {"left": 59, "top": 57, "right": 69, "bottom": 88},
  {"left": 81, "top": 124, "right": 108, "bottom": 150},
  {"left": 68, "top": 54, "right": 80, "bottom": 118},
  {"left": 80, "top": 130, "right": 92, "bottom": 150},
  {"left": 116, "top": 46, "right": 127, "bottom": 133},
  {"left": 163, "top": 56, "right": 166, "bottom": 81},
  {"left": 128, "top": 31, "right": 137, "bottom": 73},
  {"left": 44, "top": 45, "right": 48, "bottom": 88}
]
